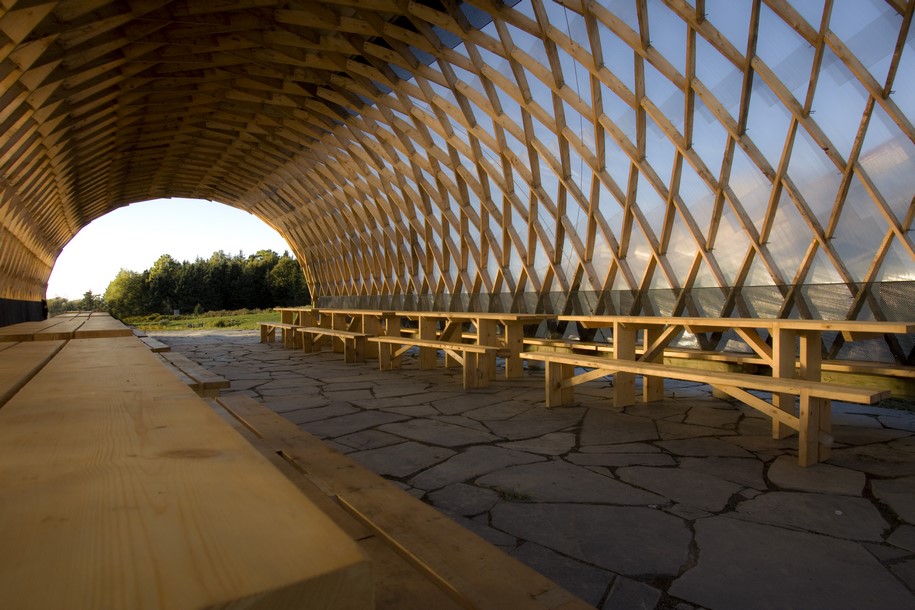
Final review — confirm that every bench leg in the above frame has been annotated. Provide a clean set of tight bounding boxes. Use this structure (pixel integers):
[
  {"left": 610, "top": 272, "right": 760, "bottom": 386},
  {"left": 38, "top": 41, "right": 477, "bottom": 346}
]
[
  {"left": 344, "top": 337, "right": 367, "bottom": 364},
  {"left": 503, "top": 322, "right": 525, "bottom": 379},
  {"left": 378, "top": 343, "right": 400, "bottom": 370},
  {"left": 260, "top": 326, "right": 268, "bottom": 343},
  {"left": 301, "top": 333, "right": 317, "bottom": 353},
  {"left": 545, "top": 362, "right": 574, "bottom": 407},
  {"left": 462, "top": 352, "right": 490, "bottom": 389},
  {"left": 282, "top": 328, "right": 296, "bottom": 349},
  {"left": 798, "top": 391, "right": 832, "bottom": 467},
  {"left": 642, "top": 327, "right": 665, "bottom": 402}
]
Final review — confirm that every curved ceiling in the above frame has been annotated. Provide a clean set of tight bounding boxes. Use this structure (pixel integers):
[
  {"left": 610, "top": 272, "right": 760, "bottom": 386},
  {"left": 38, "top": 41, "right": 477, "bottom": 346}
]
[{"left": 1, "top": 1, "right": 913, "bottom": 319}]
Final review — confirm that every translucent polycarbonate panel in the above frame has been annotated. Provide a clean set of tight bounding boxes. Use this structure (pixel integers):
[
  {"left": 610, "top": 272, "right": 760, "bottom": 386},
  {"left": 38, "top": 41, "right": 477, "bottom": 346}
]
[
  {"left": 664, "top": 212, "right": 700, "bottom": 284},
  {"left": 857, "top": 104, "right": 915, "bottom": 223},
  {"left": 645, "top": 113, "right": 677, "bottom": 186},
  {"left": 625, "top": 225, "right": 652, "bottom": 285},
  {"left": 756, "top": 3, "right": 814, "bottom": 104},
  {"left": 786, "top": 126, "right": 842, "bottom": 226},
  {"left": 806, "top": 248, "right": 844, "bottom": 285},
  {"left": 876, "top": 239, "right": 915, "bottom": 282},
  {"left": 601, "top": 81, "right": 637, "bottom": 146},
  {"left": 646, "top": 1, "right": 686, "bottom": 75},
  {"left": 789, "top": 0, "right": 826, "bottom": 30},
  {"left": 690, "top": 96, "right": 729, "bottom": 176},
  {"left": 705, "top": 0, "right": 752, "bottom": 53},
  {"left": 744, "top": 77, "right": 791, "bottom": 170},
  {"left": 554, "top": 36, "right": 592, "bottom": 106},
  {"left": 695, "top": 36, "right": 743, "bottom": 119},
  {"left": 829, "top": 0, "right": 900, "bottom": 86},
  {"left": 889, "top": 31, "right": 915, "bottom": 120},
  {"left": 832, "top": 174, "right": 888, "bottom": 280},
  {"left": 728, "top": 144, "right": 773, "bottom": 229},
  {"left": 765, "top": 190, "right": 808, "bottom": 282},
  {"left": 603, "top": 0, "right": 639, "bottom": 33},
  {"left": 644, "top": 62, "right": 684, "bottom": 134},
  {"left": 810, "top": 48, "right": 869, "bottom": 161},
  {"left": 597, "top": 22, "right": 636, "bottom": 93},
  {"left": 637, "top": 170, "right": 667, "bottom": 232},
  {"left": 507, "top": 20, "right": 549, "bottom": 66},
  {"left": 677, "top": 159, "right": 716, "bottom": 234}
]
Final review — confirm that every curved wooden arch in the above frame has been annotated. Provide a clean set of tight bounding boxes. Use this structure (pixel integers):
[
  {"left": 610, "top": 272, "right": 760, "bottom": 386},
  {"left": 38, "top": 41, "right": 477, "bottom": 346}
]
[{"left": 0, "top": 0, "right": 912, "bottom": 321}]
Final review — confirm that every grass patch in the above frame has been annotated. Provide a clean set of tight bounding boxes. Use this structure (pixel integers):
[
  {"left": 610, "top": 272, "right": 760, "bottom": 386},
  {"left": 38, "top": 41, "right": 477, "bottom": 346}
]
[
  {"left": 125, "top": 308, "right": 281, "bottom": 331},
  {"left": 496, "top": 488, "right": 534, "bottom": 503}
]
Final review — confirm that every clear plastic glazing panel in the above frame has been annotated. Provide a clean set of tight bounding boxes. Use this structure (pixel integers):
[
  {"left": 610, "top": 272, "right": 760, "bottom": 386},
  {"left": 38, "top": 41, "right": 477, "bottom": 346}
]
[
  {"left": 888, "top": 29, "right": 915, "bottom": 120},
  {"left": 858, "top": 104, "right": 915, "bottom": 223},
  {"left": 727, "top": 143, "right": 773, "bottom": 229},
  {"left": 810, "top": 48, "right": 869, "bottom": 161},
  {"left": 705, "top": 0, "right": 752, "bottom": 52},
  {"left": 786, "top": 126, "right": 842, "bottom": 226},
  {"left": 788, "top": 0, "right": 826, "bottom": 30},
  {"left": 664, "top": 212, "right": 699, "bottom": 284},
  {"left": 756, "top": 3, "right": 814, "bottom": 103},
  {"left": 829, "top": 0, "right": 901, "bottom": 86},
  {"left": 695, "top": 36, "right": 743, "bottom": 119},
  {"left": 832, "top": 173, "right": 889, "bottom": 281},
  {"left": 677, "top": 158, "right": 716, "bottom": 234},
  {"left": 690, "top": 95, "right": 729, "bottom": 176},
  {"left": 644, "top": 61, "right": 684, "bottom": 134},
  {"left": 646, "top": 0, "right": 687, "bottom": 75},
  {"left": 598, "top": 22, "right": 636, "bottom": 92},
  {"left": 765, "top": 190, "right": 808, "bottom": 281},
  {"left": 744, "top": 76, "right": 792, "bottom": 169}
]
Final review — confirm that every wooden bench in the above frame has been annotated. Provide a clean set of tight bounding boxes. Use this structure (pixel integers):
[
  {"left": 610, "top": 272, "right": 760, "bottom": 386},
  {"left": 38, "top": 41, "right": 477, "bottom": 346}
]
[
  {"left": 159, "top": 351, "right": 230, "bottom": 397},
  {"left": 258, "top": 321, "right": 301, "bottom": 348},
  {"left": 213, "top": 393, "right": 590, "bottom": 610},
  {"left": 368, "top": 336, "right": 498, "bottom": 389},
  {"left": 0, "top": 337, "right": 371, "bottom": 609},
  {"left": 297, "top": 327, "right": 369, "bottom": 363},
  {"left": 520, "top": 351, "right": 891, "bottom": 467}
]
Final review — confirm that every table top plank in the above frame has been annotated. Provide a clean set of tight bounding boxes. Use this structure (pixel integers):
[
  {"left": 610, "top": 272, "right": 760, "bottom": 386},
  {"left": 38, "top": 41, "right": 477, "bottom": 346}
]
[
  {"left": 561, "top": 315, "right": 915, "bottom": 334},
  {"left": 0, "top": 337, "right": 371, "bottom": 610}
]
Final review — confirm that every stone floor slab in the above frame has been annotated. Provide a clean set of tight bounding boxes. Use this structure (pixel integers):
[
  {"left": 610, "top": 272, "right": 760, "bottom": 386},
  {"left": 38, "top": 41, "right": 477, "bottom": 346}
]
[
  {"left": 602, "top": 575, "right": 662, "bottom": 610},
  {"left": 300, "top": 410, "right": 407, "bottom": 438},
  {"left": 409, "top": 445, "right": 546, "bottom": 491},
  {"left": 766, "top": 454, "right": 865, "bottom": 495},
  {"left": 478, "top": 461, "right": 668, "bottom": 505},
  {"left": 735, "top": 491, "right": 889, "bottom": 541},
  {"left": 486, "top": 408, "right": 587, "bottom": 440},
  {"left": 670, "top": 516, "right": 914, "bottom": 610},
  {"left": 579, "top": 409, "right": 659, "bottom": 446},
  {"left": 616, "top": 466, "right": 741, "bottom": 512},
  {"left": 349, "top": 441, "right": 456, "bottom": 478},
  {"left": 871, "top": 476, "right": 915, "bottom": 524},
  {"left": 491, "top": 503, "right": 691, "bottom": 576},
  {"left": 511, "top": 542, "right": 614, "bottom": 608},
  {"left": 498, "top": 432, "right": 576, "bottom": 455},
  {"left": 426, "top": 483, "right": 500, "bottom": 516},
  {"left": 380, "top": 418, "right": 501, "bottom": 447},
  {"left": 657, "top": 437, "right": 754, "bottom": 458}
]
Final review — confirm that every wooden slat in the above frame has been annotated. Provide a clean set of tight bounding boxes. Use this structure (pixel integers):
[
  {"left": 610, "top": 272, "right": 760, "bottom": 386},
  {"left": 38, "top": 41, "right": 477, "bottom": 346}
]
[{"left": 0, "top": 337, "right": 372, "bottom": 610}]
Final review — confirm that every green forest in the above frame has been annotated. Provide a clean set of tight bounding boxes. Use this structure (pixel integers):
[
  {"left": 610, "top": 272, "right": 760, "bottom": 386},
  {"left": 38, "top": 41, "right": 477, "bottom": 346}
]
[{"left": 49, "top": 250, "right": 310, "bottom": 318}]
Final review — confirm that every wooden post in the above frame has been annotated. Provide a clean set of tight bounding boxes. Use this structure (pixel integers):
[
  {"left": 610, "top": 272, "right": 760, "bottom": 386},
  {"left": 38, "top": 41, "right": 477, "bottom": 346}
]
[
  {"left": 476, "top": 318, "right": 498, "bottom": 381},
  {"left": 642, "top": 325, "right": 665, "bottom": 402},
  {"left": 798, "top": 388, "right": 821, "bottom": 466},
  {"left": 463, "top": 351, "right": 487, "bottom": 389},
  {"left": 772, "top": 327, "right": 797, "bottom": 439},
  {"left": 799, "top": 330, "right": 829, "bottom": 461},
  {"left": 418, "top": 317, "right": 437, "bottom": 369},
  {"left": 613, "top": 322, "right": 636, "bottom": 407},
  {"left": 361, "top": 314, "right": 381, "bottom": 358},
  {"left": 545, "top": 361, "right": 574, "bottom": 407},
  {"left": 503, "top": 321, "right": 525, "bottom": 379},
  {"left": 383, "top": 314, "right": 402, "bottom": 368}
]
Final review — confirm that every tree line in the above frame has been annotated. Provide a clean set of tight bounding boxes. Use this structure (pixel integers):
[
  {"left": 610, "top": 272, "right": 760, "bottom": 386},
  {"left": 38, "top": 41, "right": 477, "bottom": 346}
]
[{"left": 50, "top": 250, "right": 310, "bottom": 318}]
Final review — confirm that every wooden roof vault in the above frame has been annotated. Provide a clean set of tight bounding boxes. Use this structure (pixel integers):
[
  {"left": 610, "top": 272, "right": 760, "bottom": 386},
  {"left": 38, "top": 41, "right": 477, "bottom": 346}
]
[{"left": 0, "top": 0, "right": 913, "bottom": 321}]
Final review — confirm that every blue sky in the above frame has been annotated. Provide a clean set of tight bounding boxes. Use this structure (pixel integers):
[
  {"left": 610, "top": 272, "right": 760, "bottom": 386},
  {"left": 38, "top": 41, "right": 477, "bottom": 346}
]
[{"left": 47, "top": 198, "right": 293, "bottom": 300}]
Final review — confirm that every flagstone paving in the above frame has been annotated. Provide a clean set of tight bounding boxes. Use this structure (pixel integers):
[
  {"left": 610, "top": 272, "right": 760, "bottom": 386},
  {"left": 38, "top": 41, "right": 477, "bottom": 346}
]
[{"left": 154, "top": 330, "right": 915, "bottom": 610}]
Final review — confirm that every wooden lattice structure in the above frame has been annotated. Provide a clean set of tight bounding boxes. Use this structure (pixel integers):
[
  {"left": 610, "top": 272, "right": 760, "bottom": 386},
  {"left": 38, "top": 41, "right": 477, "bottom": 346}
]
[{"left": 1, "top": 1, "right": 913, "bottom": 323}]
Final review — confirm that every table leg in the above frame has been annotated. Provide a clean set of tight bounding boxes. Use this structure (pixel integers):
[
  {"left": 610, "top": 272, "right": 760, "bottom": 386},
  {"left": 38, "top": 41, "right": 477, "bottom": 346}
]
[
  {"left": 799, "top": 331, "right": 829, "bottom": 462},
  {"left": 362, "top": 315, "right": 381, "bottom": 359},
  {"left": 331, "top": 313, "right": 347, "bottom": 352},
  {"left": 546, "top": 361, "right": 574, "bottom": 407},
  {"left": 476, "top": 319, "right": 498, "bottom": 381},
  {"left": 418, "top": 318, "right": 437, "bottom": 369},
  {"left": 772, "top": 328, "right": 797, "bottom": 440},
  {"left": 503, "top": 322, "right": 525, "bottom": 379},
  {"left": 642, "top": 326, "right": 665, "bottom": 402},
  {"left": 613, "top": 322, "right": 636, "bottom": 407}
]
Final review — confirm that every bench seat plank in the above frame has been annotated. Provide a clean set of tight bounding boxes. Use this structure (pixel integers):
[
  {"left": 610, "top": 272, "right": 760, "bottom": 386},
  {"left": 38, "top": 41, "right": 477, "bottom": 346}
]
[
  {"left": 160, "top": 351, "right": 230, "bottom": 396},
  {"left": 0, "top": 337, "right": 371, "bottom": 610},
  {"left": 369, "top": 337, "right": 498, "bottom": 389}
]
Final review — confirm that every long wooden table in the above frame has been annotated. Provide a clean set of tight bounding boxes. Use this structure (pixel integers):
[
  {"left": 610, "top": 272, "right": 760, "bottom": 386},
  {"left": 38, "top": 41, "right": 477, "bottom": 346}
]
[
  {"left": 0, "top": 335, "right": 372, "bottom": 609},
  {"left": 397, "top": 311, "right": 552, "bottom": 380},
  {"left": 560, "top": 316, "right": 914, "bottom": 460}
]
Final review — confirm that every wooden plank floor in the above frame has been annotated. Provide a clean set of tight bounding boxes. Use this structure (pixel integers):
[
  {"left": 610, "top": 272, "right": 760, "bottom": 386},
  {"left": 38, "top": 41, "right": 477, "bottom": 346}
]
[{"left": 0, "top": 337, "right": 372, "bottom": 610}]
